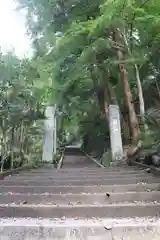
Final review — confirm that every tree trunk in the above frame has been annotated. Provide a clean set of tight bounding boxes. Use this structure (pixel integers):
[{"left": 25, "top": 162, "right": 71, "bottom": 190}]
[
  {"left": 0, "top": 133, "right": 7, "bottom": 172},
  {"left": 122, "top": 30, "right": 147, "bottom": 131},
  {"left": 114, "top": 28, "right": 140, "bottom": 139},
  {"left": 20, "top": 120, "right": 25, "bottom": 159},
  {"left": 10, "top": 126, "right": 14, "bottom": 169},
  {"left": 134, "top": 64, "right": 147, "bottom": 131}
]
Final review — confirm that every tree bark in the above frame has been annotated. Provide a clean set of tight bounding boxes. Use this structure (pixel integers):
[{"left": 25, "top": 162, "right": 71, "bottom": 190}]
[
  {"left": 113, "top": 28, "right": 140, "bottom": 139},
  {"left": 122, "top": 30, "right": 147, "bottom": 131},
  {"left": 10, "top": 126, "right": 14, "bottom": 169}
]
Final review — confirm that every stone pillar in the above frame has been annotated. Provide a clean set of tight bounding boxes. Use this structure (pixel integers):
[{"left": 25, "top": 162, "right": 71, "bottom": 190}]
[
  {"left": 109, "top": 105, "right": 123, "bottom": 162},
  {"left": 42, "top": 106, "right": 55, "bottom": 162},
  {"left": 53, "top": 114, "right": 57, "bottom": 154}
]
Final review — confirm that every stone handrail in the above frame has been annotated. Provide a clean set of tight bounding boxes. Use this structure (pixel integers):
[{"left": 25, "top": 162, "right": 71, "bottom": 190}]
[
  {"left": 81, "top": 150, "right": 105, "bottom": 168},
  {"left": 57, "top": 147, "right": 65, "bottom": 169}
]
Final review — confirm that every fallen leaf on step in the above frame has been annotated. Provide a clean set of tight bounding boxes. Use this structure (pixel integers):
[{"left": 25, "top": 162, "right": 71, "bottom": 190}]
[
  {"left": 106, "top": 193, "right": 110, "bottom": 197},
  {"left": 144, "top": 168, "right": 151, "bottom": 173},
  {"left": 21, "top": 201, "right": 28, "bottom": 205},
  {"left": 137, "top": 182, "right": 147, "bottom": 185},
  {"left": 7, "top": 192, "right": 13, "bottom": 195},
  {"left": 104, "top": 224, "right": 112, "bottom": 230},
  {"left": 44, "top": 192, "right": 49, "bottom": 196}
]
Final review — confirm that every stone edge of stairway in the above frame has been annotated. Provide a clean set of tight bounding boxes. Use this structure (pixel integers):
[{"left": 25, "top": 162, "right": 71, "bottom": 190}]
[
  {"left": 0, "top": 217, "right": 160, "bottom": 227},
  {"left": 1, "top": 217, "right": 160, "bottom": 239}
]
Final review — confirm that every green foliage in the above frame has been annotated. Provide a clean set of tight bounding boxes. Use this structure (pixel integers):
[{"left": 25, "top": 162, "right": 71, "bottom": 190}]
[
  {"left": 0, "top": 51, "right": 48, "bottom": 171},
  {"left": 14, "top": 0, "right": 160, "bottom": 160}
]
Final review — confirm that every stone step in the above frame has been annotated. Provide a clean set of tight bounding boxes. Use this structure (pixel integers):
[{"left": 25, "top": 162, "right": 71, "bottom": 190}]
[
  {"left": 25, "top": 167, "right": 142, "bottom": 173},
  {"left": 9, "top": 170, "right": 152, "bottom": 177},
  {"left": 62, "top": 156, "right": 92, "bottom": 165},
  {"left": 14, "top": 171, "right": 149, "bottom": 177},
  {"left": 64, "top": 163, "right": 94, "bottom": 167},
  {"left": 0, "top": 177, "right": 158, "bottom": 186},
  {"left": 0, "top": 183, "right": 158, "bottom": 194},
  {"left": 6, "top": 173, "right": 153, "bottom": 181},
  {"left": 0, "top": 158, "right": 160, "bottom": 239},
  {"left": 0, "top": 203, "right": 160, "bottom": 218},
  {"left": 17, "top": 171, "right": 148, "bottom": 177},
  {"left": 63, "top": 156, "right": 89, "bottom": 159},
  {"left": 0, "top": 217, "right": 160, "bottom": 240},
  {"left": 0, "top": 191, "right": 160, "bottom": 205}
]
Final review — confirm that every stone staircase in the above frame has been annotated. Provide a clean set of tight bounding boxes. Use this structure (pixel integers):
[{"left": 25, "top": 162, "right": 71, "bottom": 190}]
[{"left": 0, "top": 151, "right": 160, "bottom": 239}]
